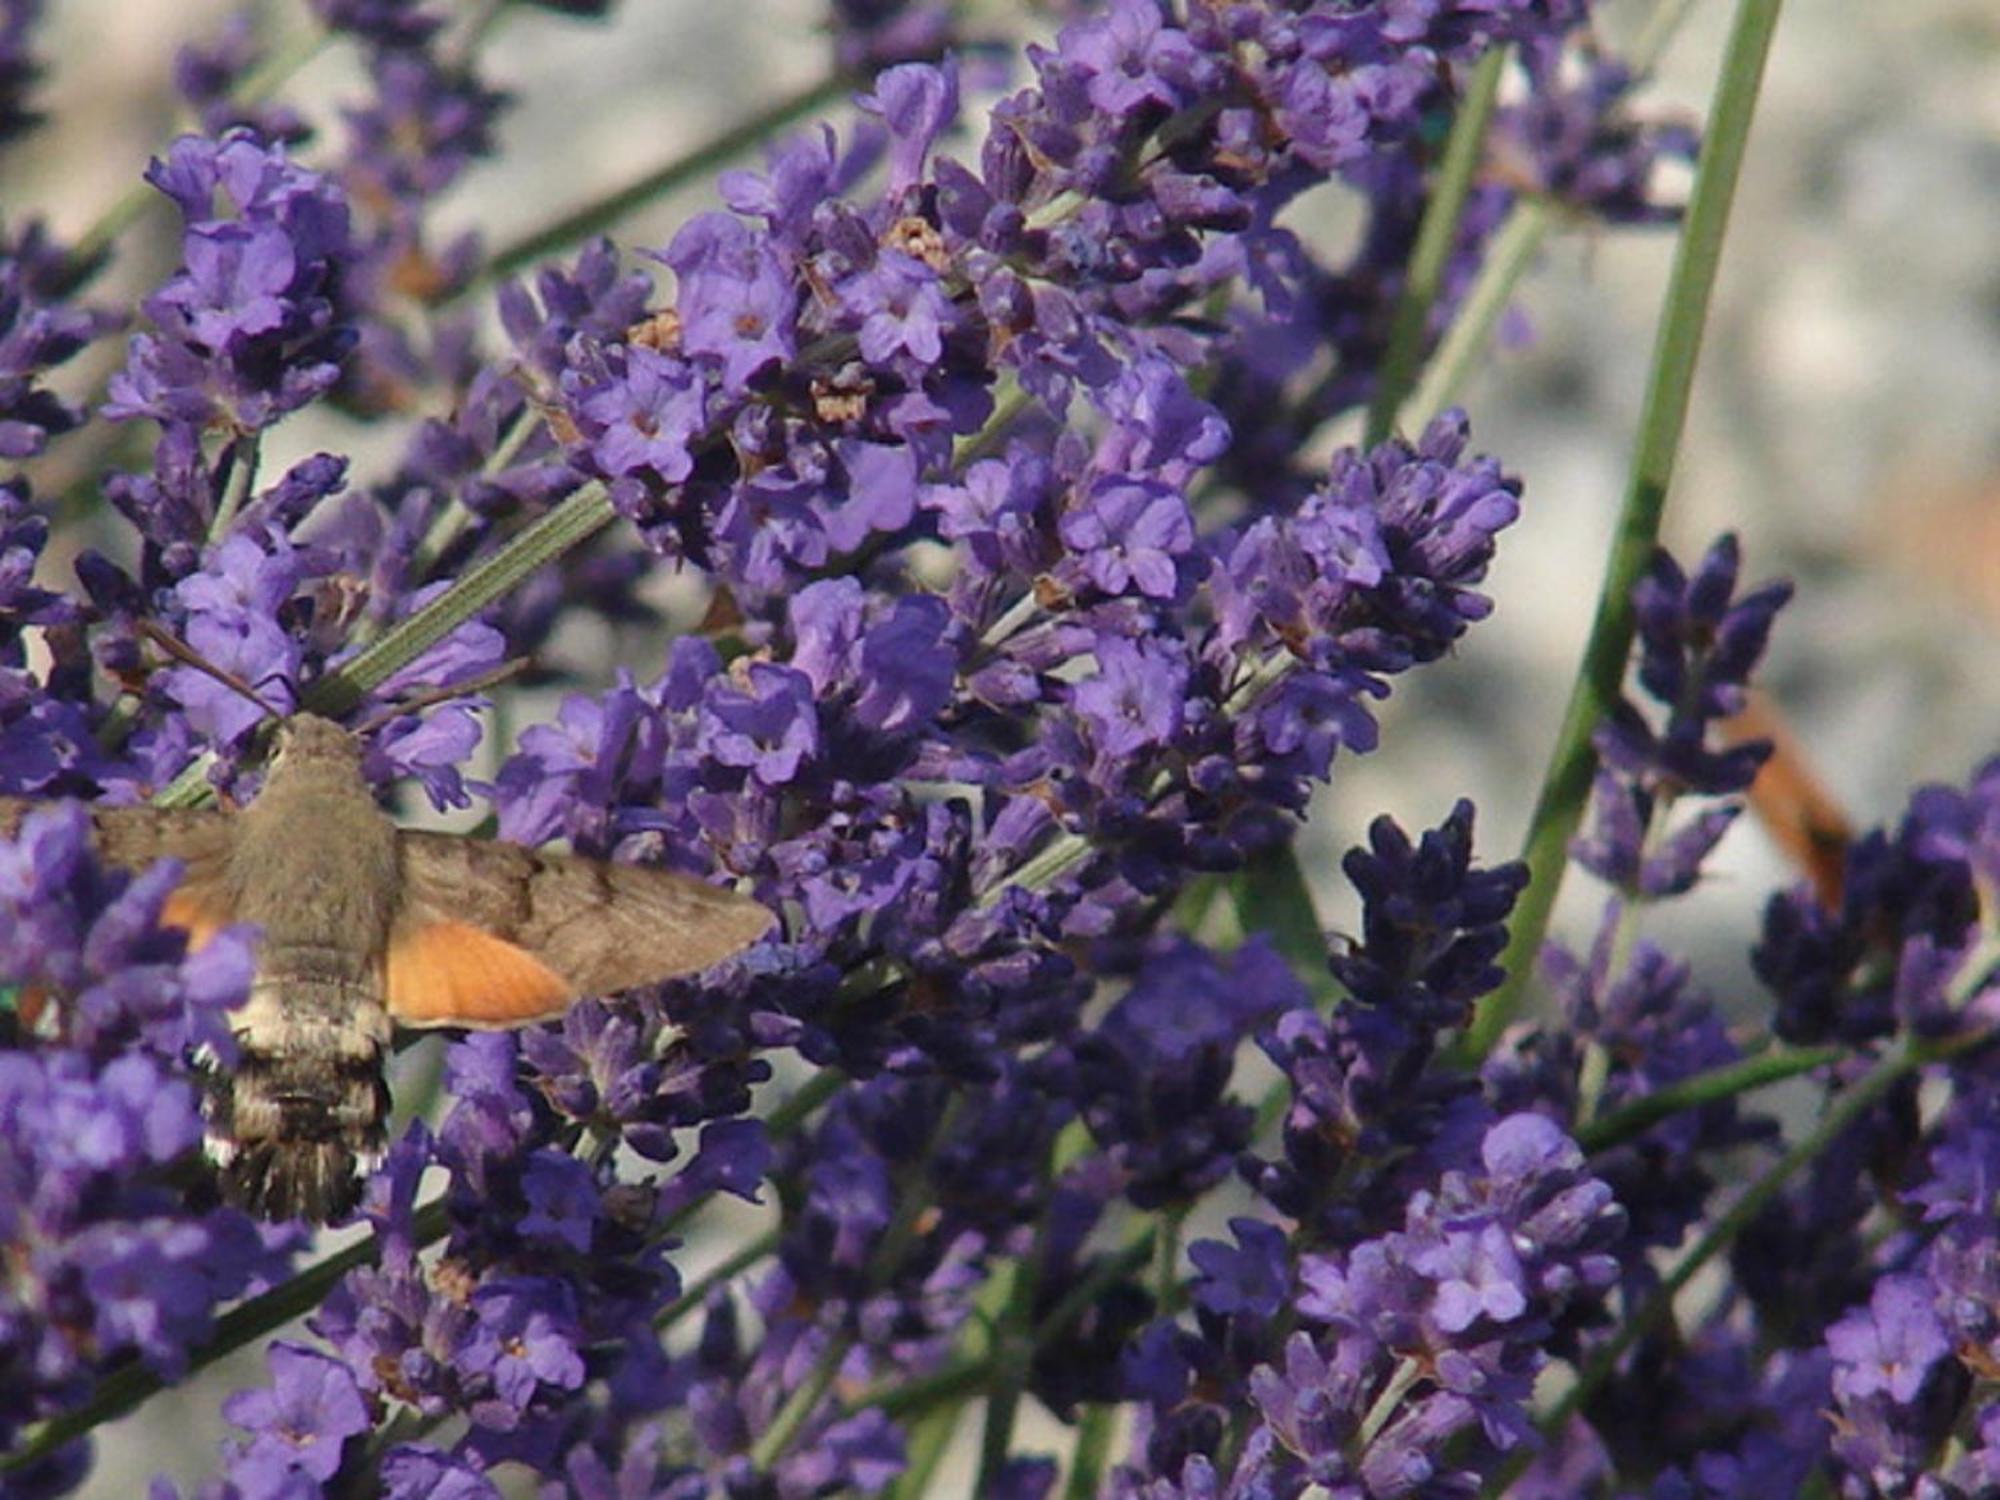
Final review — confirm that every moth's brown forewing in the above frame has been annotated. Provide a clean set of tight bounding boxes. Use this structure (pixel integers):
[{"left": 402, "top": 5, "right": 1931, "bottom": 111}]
[{"left": 0, "top": 713, "right": 776, "bottom": 1222}]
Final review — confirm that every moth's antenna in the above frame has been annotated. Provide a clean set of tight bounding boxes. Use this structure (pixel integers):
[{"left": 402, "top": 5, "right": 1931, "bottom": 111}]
[
  {"left": 354, "top": 658, "right": 531, "bottom": 737},
  {"left": 138, "top": 620, "right": 287, "bottom": 722}
]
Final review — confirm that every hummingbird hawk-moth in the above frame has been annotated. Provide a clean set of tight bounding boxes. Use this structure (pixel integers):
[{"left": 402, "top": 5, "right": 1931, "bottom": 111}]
[{"left": 0, "top": 713, "right": 775, "bottom": 1223}]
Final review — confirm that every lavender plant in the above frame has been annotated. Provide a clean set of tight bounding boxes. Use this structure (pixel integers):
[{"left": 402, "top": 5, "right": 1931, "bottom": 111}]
[{"left": 1, "top": 1, "right": 1993, "bottom": 1497}]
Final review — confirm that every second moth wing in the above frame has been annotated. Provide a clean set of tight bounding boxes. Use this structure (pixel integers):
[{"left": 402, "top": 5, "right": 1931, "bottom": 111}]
[
  {"left": 385, "top": 829, "right": 776, "bottom": 1029},
  {"left": 0, "top": 799, "right": 239, "bottom": 946}
]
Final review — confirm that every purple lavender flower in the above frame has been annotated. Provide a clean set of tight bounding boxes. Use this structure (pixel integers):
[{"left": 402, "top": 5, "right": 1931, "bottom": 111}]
[
  {"left": 1823, "top": 1275, "right": 1967, "bottom": 1493},
  {"left": 1244, "top": 1115, "right": 1622, "bottom": 1492},
  {"left": 0, "top": 4, "right": 1867, "bottom": 1498},
  {"left": 0, "top": 806, "right": 287, "bottom": 1470},
  {"left": 1, "top": 221, "right": 120, "bottom": 457},
  {"left": 840, "top": 249, "right": 955, "bottom": 367},
  {"left": 1069, "top": 939, "right": 1306, "bottom": 1209},
  {"left": 106, "top": 133, "right": 356, "bottom": 434},
  {"left": 829, "top": 1, "right": 956, "bottom": 74},
  {"left": 223, "top": 1342, "right": 374, "bottom": 1488},
  {"left": 1057, "top": 478, "right": 1200, "bottom": 602},
  {"left": 566, "top": 343, "right": 709, "bottom": 484},
  {"left": 664, "top": 212, "right": 799, "bottom": 396},
  {"left": 1494, "top": 46, "right": 1700, "bottom": 225},
  {"left": 309, "top": 0, "right": 444, "bottom": 48},
  {"left": 1242, "top": 801, "right": 1524, "bottom": 1253}
]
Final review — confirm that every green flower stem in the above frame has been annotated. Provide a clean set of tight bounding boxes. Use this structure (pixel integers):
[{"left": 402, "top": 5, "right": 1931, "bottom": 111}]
[
  {"left": 309, "top": 483, "right": 617, "bottom": 716},
  {"left": 467, "top": 71, "right": 857, "bottom": 297},
  {"left": 887, "top": 1402, "right": 965, "bottom": 1499},
  {"left": 1464, "top": 0, "right": 1787, "bottom": 1059},
  {"left": 207, "top": 434, "right": 262, "bottom": 543},
  {"left": 151, "top": 482, "right": 616, "bottom": 809},
  {"left": 1037, "top": 1228, "right": 1156, "bottom": 1359},
  {"left": 653, "top": 1227, "right": 781, "bottom": 1333},
  {"left": 762, "top": 1065, "right": 845, "bottom": 1138},
  {"left": 1063, "top": 1404, "right": 1116, "bottom": 1500},
  {"left": 1574, "top": 1042, "right": 1844, "bottom": 1154},
  {"left": 862, "top": 1232, "right": 1157, "bottom": 1425},
  {"left": 1402, "top": 197, "right": 1555, "bottom": 430},
  {"left": 1225, "top": 840, "right": 1337, "bottom": 1004},
  {"left": 1363, "top": 46, "right": 1508, "bottom": 447},
  {"left": 748, "top": 1331, "right": 854, "bottom": 1470},
  {"left": 974, "top": 1170, "right": 1055, "bottom": 1491},
  {"left": 980, "top": 1215, "right": 1160, "bottom": 1491},
  {"left": 1154, "top": 1203, "right": 1187, "bottom": 1314},
  {"left": 400, "top": 405, "right": 544, "bottom": 590},
  {"left": 868, "top": 1358, "right": 993, "bottom": 1421},
  {"left": 972, "top": 1296, "right": 1032, "bottom": 1496},
  {"left": 1399, "top": 0, "right": 1700, "bottom": 433}
]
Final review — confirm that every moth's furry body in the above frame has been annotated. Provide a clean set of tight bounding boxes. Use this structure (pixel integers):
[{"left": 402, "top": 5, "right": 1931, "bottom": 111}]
[
  {"left": 203, "top": 718, "right": 399, "bottom": 1220},
  {"left": 1, "top": 712, "right": 776, "bottom": 1225}
]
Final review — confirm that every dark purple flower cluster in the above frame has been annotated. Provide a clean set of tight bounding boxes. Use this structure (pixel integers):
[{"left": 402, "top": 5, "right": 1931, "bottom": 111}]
[
  {"left": 0, "top": 806, "right": 293, "bottom": 1490},
  {"left": 1573, "top": 533, "right": 1792, "bottom": 898},
  {"left": 1492, "top": 41, "right": 1699, "bottom": 225},
  {"left": 1738, "top": 765, "right": 2000, "bottom": 1495},
  {"left": 1071, "top": 801, "right": 1613, "bottom": 1496},
  {"left": 1756, "top": 758, "right": 1994, "bottom": 1048}
]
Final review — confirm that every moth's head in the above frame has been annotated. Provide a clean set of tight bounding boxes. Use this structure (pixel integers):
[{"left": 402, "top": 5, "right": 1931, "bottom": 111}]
[{"left": 269, "top": 714, "right": 363, "bottom": 779}]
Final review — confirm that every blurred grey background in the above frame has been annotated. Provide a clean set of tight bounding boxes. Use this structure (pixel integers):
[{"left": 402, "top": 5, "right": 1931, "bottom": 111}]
[{"left": 6, "top": 0, "right": 1997, "bottom": 1491}]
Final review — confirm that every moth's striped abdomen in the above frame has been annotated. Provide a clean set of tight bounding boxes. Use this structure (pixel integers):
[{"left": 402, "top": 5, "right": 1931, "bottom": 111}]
[{"left": 202, "top": 967, "right": 392, "bottom": 1223}]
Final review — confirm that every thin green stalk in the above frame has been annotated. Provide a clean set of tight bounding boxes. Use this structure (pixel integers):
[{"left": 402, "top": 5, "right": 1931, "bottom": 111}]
[
  {"left": 1064, "top": 1404, "right": 1116, "bottom": 1500},
  {"left": 654, "top": 1227, "right": 781, "bottom": 1332},
  {"left": 975, "top": 1214, "right": 1043, "bottom": 1486},
  {"left": 1036, "top": 1229, "right": 1156, "bottom": 1360},
  {"left": 887, "top": 1402, "right": 964, "bottom": 1500},
  {"left": 1403, "top": 198, "right": 1555, "bottom": 430},
  {"left": 1465, "top": 0, "right": 1787, "bottom": 1058},
  {"left": 312, "top": 484, "right": 617, "bottom": 714},
  {"left": 1364, "top": 47, "right": 1508, "bottom": 446},
  {"left": 972, "top": 1280, "right": 1032, "bottom": 1496},
  {"left": 858, "top": 1231, "right": 1158, "bottom": 1431},
  {"left": 1576, "top": 1041, "right": 1843, "bottom": 1156},
  {"left": 867, "top": 1356, "right": 992, "bottom": 1420},
  {"left": 401, "top": 406, "right": 544, "bottom": 588},
  {"left": 1224, "top": 840, "right": 1336, "bottom": 1003},
  {"left": 1400, "top": 0, "right": 1699, "bottom": 432},
  {"left": 1154, "top": 1204, "right": 1186, "bottom": 1314},
  {"left": 749, "top": 1332, "right": 854, "bottom": 1469},
  {"left": 469, "top": 72, "right": 856, "bottom": 296},
  {"left": 150, "top": 483, "right": 617, "bottom": 809},
  {"left": 762, "top": 1066, "right": 845, "bottom": 1141},
  {"left": 207, "top": 434, "right": 261, "bottom": 541}
]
